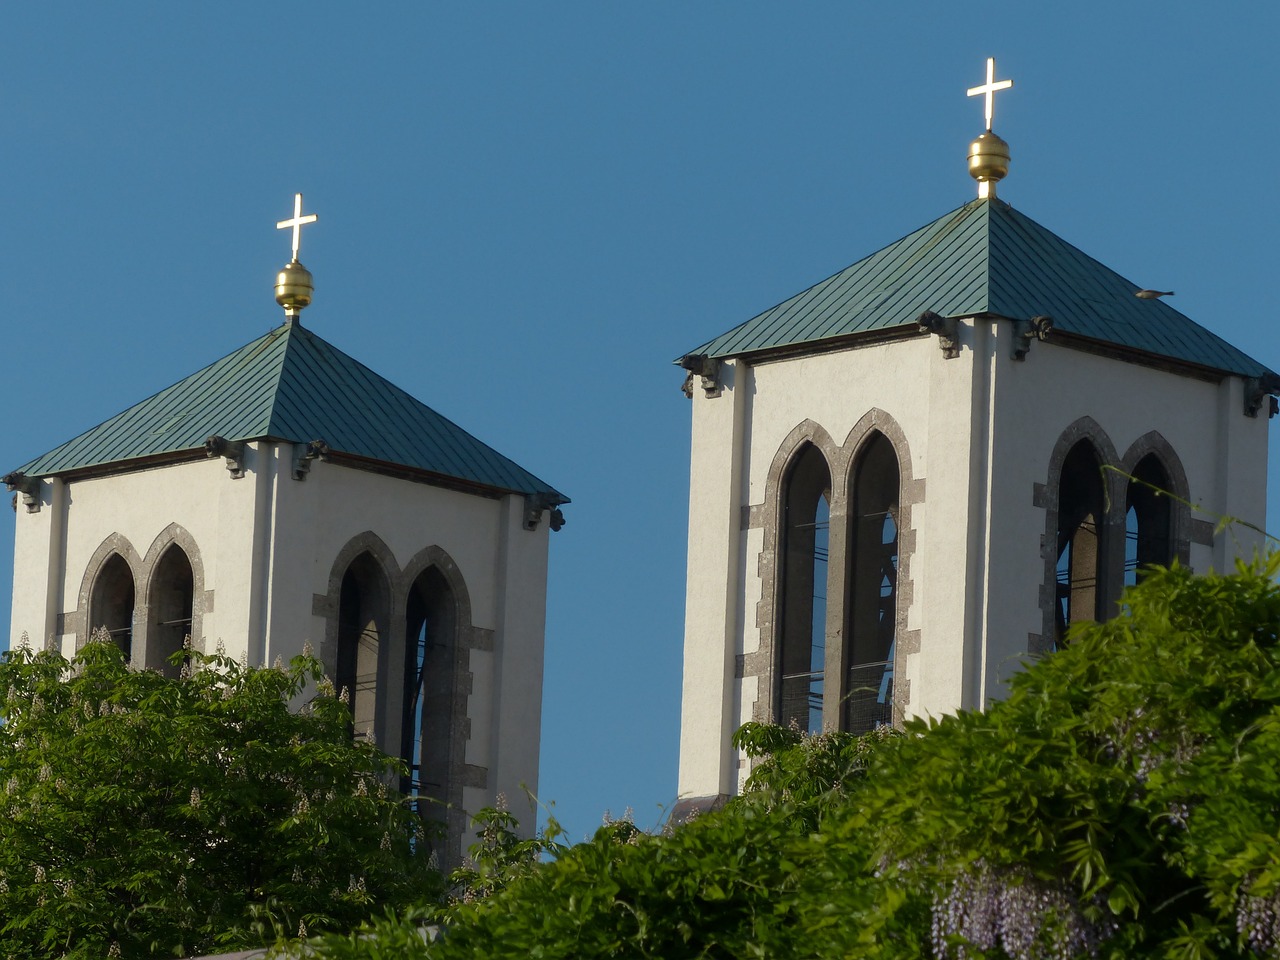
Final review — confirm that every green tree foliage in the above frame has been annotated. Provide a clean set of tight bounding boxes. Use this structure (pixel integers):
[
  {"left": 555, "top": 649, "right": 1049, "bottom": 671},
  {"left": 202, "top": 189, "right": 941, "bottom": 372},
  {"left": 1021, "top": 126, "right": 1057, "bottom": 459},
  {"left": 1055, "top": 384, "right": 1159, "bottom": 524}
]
[
  {"left": 0, "top": 638, "right": 442, "bottom": 959},
  {"left": 860, "top": 554, "right": 1280, "bottom": 960},
  {"left": 309, "top": 558, "right": 1280, "bottom": 960}
]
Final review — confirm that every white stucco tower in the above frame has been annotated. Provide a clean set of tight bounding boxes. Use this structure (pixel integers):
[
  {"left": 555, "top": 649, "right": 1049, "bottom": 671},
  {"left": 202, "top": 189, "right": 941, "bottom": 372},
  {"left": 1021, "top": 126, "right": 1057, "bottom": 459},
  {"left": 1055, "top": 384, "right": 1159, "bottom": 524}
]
[
  {"left": 675, "top": 62, "right": 1277, "bottom": 805},
  {"left": 4, "top": 196, "right": 567, "bottom": 864}
]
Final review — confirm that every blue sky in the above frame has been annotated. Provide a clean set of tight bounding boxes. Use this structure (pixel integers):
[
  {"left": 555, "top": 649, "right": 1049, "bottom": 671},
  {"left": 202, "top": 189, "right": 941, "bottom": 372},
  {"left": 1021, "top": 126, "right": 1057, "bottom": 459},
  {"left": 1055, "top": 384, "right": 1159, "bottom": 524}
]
[{"left": 2, "top": 4, "right": 1277, "bottom": 844}]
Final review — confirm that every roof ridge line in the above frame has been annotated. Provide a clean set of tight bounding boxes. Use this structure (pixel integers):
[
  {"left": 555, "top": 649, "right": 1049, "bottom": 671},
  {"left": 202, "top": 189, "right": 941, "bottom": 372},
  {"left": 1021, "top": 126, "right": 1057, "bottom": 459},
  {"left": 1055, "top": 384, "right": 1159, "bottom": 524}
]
[
  {"left": 262, "top": 322, "right": 303, "bottom": 441},
  {"left": 679, "top": 198, "right": 986, "bottom": 361}
]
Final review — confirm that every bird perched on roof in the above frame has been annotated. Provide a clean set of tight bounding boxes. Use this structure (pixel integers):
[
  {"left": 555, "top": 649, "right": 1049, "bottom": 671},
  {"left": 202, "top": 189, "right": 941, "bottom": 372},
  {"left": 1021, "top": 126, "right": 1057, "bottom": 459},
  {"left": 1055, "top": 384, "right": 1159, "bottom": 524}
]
[{"left": 1135, "top": 289, "right": 1174, "bottom": 300}]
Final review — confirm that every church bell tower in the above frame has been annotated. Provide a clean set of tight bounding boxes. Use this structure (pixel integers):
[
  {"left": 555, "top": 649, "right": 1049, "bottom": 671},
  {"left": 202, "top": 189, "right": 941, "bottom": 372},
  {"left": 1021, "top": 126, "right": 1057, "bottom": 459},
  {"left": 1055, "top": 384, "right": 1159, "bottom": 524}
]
[
  {"left": 5, "top": 195, "right": 567, "bottom": 865},
  {"left": 675, "top": 59, "right": 1277, "bottom": 804}
]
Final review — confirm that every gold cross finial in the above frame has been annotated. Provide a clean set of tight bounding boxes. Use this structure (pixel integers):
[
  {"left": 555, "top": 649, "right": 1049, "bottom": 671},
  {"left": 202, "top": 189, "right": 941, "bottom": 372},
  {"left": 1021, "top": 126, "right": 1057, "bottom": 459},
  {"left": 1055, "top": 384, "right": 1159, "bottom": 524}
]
[
  {"left": 276, "top": 193, "right": 318, "bottom": 262},
  {"left": 967, "top": 57, "right": 1012, "bottom": 132}
]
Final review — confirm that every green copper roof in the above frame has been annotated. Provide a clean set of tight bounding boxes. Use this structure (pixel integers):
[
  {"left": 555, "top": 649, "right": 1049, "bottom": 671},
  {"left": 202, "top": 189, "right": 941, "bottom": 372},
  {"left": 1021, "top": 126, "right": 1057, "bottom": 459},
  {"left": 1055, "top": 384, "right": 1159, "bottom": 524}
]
[
  {"left": 686, "top": 197, "right": 1275, "bottom": 380},
  {"left": 16, "top": 322, "right": 567, "bottom": 502}
]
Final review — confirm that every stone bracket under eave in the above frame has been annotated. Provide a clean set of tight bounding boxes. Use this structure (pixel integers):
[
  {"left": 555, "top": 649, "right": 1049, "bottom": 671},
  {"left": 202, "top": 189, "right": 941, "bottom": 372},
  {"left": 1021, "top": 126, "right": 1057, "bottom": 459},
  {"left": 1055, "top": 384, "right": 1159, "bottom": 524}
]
[
  {"left": 523, "top": 493, "right": 566, "bottom": 533},
  {"left": 678, "top": 354, "right": 723, "bottom": 399},
  {"left": 2, "top": 470, "right": 42, "bottom": 513},
  {"left": 1011, "top": 315, "right": 1054, "bottom": 361},
  {"left": 917, "top": 311, "right": 960, "bottom": 359},
  {"left": 292, "top": 439, "right": 331, "bottom": 480},
  {"left": 204, "top": 435, "right": 246, "bottom": 479},
  {"left": 1244, "top": 375, "right": 1280, "bottom": 419}
]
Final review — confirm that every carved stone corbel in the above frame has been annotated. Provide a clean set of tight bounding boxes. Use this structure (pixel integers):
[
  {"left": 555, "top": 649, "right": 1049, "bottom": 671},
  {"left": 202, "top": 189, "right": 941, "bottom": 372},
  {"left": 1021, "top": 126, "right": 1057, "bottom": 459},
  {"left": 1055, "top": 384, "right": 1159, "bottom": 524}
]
[
  {"left": 523, "top": 493, "right": 567, "bottom": 532},
  {"left": 678, "top": 354, "right": 723, "bottom": 398},
  {"left": 2, "top": 471, "right": 43, "bottom": 513},
  {"left": 291, "top": 439, "right": 330, "bottom": 480},
  {"left": 1244, "top": 375, "right": 1280, "bottom": 419},
  {"left": 204, "top": 435, "right": 246, "bottom": 479},
  {"left": 1011, "top": 314, "right": 1053, "bottom": 361},
  {"left": 917, "top": 311, "right": 960, "bottom": 359}
]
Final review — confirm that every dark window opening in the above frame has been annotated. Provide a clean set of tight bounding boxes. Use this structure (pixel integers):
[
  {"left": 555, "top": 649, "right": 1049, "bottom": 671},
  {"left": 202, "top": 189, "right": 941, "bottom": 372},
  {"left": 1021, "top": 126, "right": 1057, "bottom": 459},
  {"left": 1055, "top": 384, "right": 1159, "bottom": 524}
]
[
  {"left": 90, "top": 554, "right": 135, "bottom": 660},
  {"left": 336, "top": 554, "right": 391, "bottom": 744},
  {"left": 1055, "top": 441, "right": 1107, "bottom": 647},
  {"left": 1125, "top": 454, "right": 1174, "bottom": 587},
  {"left": 845, "top": 432, "right": 899, "bottom": 734},
  {"left": 777, "top": 444, "right": 832, "bottom": 734},
  {"left": 403, "top": 567, "right": 457, "bottom": 824},
  {"left": 149, "top": 544, "right": 194, "bottom": 678}
]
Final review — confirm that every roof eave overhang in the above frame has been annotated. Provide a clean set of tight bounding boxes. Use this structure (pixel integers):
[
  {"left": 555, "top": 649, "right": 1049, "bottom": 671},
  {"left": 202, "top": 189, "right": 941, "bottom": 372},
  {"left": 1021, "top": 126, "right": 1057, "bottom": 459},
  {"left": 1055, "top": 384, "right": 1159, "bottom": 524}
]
[
  {"left": 699, "top": 322, "right": 926, "bottom": 367},
  {"left": 321, "top": 449, "right": 570, "bottom": 505},
  {"left": 23, "top": 447, "right": 211, "bottom": 483},
  {"left": 19, "top": 440, "right": 569, "bottom": 506},
  {"left": 690, "top": 314, "right": 1270, "bottom": 385},
  {"left": 1046, "top": 329, "right": 1258, "bottom": 384}
]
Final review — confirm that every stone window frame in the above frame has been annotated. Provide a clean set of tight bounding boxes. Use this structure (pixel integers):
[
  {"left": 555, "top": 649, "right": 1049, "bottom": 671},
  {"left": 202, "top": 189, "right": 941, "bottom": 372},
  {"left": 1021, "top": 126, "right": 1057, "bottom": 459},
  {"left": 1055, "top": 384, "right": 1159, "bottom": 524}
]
[
  {"left": 139, "top": 523, "right": 210, "bottom": 666},
  {"left": 75, "top": 527, "right": 210, "bottom": 663},
  {"left": 773, "top": 439, "right": 835, "bottom": 732},
  {"left": 1118, "top": 431, "right": 1192, "bottom": 570},
  {"left": 844, "top": 429, "right": 906, "bottom": 733},
  {"left": 313, "top": 532, "right": 489, "bottom": 869},
  {"left": 74, "top": 534, "right": 144, "bottom": 654},
  {"left": 332, "top": 550, "right": 395, "bottom": 742},
  {"left": 1033, "top": 420, "right": 1190, "bottom": 653},
  {"left": 745, "top": 409, "right": 924, "bottom": 731}
]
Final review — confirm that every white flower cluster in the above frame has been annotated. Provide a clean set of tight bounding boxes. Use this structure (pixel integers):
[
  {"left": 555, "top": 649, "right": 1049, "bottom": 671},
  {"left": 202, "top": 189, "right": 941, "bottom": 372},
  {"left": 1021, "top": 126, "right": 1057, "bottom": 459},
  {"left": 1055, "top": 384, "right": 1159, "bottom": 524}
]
[
  {"left": 931, "top": 861, "right": 1116, "bottom": 960},
  {"left": 1101, "top": 709, "right": 1201, "bottom": 790},
  {"left": 1238, "top": 887, "right": 1280, "bottom": 956}
]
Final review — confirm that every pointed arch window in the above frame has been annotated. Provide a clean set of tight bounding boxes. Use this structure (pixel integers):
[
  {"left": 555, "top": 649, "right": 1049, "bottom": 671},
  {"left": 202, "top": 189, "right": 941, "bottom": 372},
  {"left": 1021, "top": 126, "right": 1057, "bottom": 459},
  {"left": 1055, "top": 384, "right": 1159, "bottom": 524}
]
[
  {"left": 1125, "top": 454, "right": 1174, "bottom": 586},
  {"left": 149, "top": 544, "right": 194, "bottom": 677},
  {"left": 777, "top": 444, "right": 832, "bottom": 734},
  {"left": 1055, "top": 440, "right": 1108, "bottom": 646},
  {"left": 403, "top": 567, "right": 458, "bottom": 816},
  {"left": 844, "top": 432, "right": 899, "bottom": 733},
  {"left": 336, "top": 554, "right": 391, "bottom": 743},
  {"left": 89, "top": 554, "right": 136, "bottom": 659}
]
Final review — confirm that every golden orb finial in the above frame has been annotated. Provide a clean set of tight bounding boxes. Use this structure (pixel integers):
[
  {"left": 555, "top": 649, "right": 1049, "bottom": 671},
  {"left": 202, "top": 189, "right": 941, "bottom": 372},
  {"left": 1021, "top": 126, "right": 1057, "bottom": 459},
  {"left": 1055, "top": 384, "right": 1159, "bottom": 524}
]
[
  {"left": 965, "top": 58, "right": 1014, "bottom": 199},
  {"left": 275, "top": 260, "right": 315, "bottom": 317},
  {"left": 968, "top": 131, "right": 1011, "bottom": 197},
  {"left": 274, "top": 193, "right": 318, "bottom": 321}
]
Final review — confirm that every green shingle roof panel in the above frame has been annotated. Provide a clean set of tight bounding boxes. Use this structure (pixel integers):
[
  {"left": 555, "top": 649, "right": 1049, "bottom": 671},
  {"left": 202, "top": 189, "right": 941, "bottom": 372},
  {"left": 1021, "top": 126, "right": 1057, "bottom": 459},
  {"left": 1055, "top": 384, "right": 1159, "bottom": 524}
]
[
  {"left": 687, "top": 198, "right": 1274, "bottom": 380},
  {"left": 17, "top": 323, "right": 566, "bottom": 502}
]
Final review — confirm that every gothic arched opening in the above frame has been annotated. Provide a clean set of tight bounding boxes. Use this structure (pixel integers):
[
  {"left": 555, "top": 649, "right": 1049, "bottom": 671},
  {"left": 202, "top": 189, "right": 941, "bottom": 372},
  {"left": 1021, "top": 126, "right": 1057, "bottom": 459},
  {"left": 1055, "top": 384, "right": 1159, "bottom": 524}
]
[
  {"left": 844, "top": 432, "right": 899, "bottom": 733},
  {"left": 89, "top": 554, "right": 136, "bottom": 659},
  {"left": 776, "top": 443, "right": 832, "bottom": 733},
  {"left": 1125, "top": 453, "right": 1174, "bottom": 587},
  {"left": 403, "top": 566, "right": 458, "bottom": 819},
  {"left": 336, "top": 553, "right": 392, "bottom": 744},
  {"left": 1055, "top": 440, "right": 1108, "bottom": 645},
  {"left": 148, "top": 544, "right": 194, "bottom": 677}
]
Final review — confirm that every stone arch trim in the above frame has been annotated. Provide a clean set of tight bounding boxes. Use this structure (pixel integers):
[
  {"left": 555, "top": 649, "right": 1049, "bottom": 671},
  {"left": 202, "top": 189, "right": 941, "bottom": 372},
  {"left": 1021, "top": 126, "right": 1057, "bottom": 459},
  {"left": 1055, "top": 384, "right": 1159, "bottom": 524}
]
[
  {"left": 840, "top": 409, "right": 924, "bottom": 723},
  {"left": 400, "top": 543, "right": 487, "bottom": 867},
  {"left": 746, "top": 421, "right": 840, "bottom": 724},
  {"left": 400, "top": 545, "right": 487, "bottom": 652},
  {"left": 74, "top": 533, "right": 143, "bottom": 652},
  {"left": 1119, "top": 431, "right": 1193, "bottom": 567},
  {"left": 138, "top": 523, "right": 209, "bottom": 657},
  {"left": 746, "top": 411, "right": 925, "bottom": 728},
  {"left": 313, "top": 531, "right": 403, "bottom": 680},
  {"left": 310, "top": 533, "right": 484, "bottom": 870},
  {"left": 1033, "top": 417, "right": 1121, "bottom": 653}
]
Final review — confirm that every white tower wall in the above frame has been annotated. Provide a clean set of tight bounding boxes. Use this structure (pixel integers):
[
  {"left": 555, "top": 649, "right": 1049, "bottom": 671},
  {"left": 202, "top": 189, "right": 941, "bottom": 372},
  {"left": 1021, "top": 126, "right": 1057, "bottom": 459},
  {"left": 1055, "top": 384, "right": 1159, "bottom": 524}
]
[
  {"left": 8, "top": 443, "right": 551, "bottom": 854},
  {"left": 678, "top": 318, "right": 1270, "bottom": 801}
]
